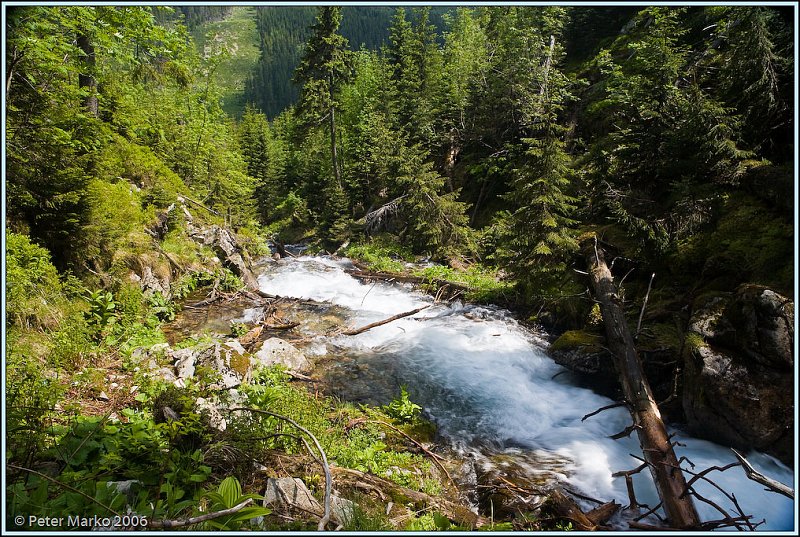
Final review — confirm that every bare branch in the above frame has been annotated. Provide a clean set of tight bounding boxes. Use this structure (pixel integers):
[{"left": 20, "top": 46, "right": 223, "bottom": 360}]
[
  {"left": 149, "top": 499, "right": 253, "bottom": 529},
  {"left": 581, "top": 401, "right": 628, "bottom": 422},
  {"left": 732, "top": 448, "right": 794, "bottom": 499},
  {"left": 341, "top": 306, "right": 430, "bottom": 336}
]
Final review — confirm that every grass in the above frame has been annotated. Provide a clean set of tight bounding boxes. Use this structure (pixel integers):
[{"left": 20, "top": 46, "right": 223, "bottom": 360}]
[
  {"left": 345, "top": 236, "right": 513, "bottom": 303},
  {"left": 192, "top": 7, "right": 261, "bottom": 118}
]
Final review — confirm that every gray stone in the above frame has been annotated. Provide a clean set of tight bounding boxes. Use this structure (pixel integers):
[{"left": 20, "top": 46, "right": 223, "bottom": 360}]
[
  {"left": 682, "top": 342, "right": 793, "bottom": 464},
  {"left": 195, "top": 397, "right": 227, "bottom": 432},
  {"left": 225, "top": 339, "right": 247, "bottom": 355},
  {"left": 331, "top": 495, "right": 355, "bottom": 525},
  {"left": 253, "top": 338, "right": 311, "bottom": 372},
  {"left": 263, "top": 477, "right": 323, "bottom": 517},
  {"left": 689, "top": 286, "right": 793, "bottom": 370},
  {"left": 688, "top": 295, "right": 733, "bottom": 340},
  {"left": 172, "top": 348, "right": 196, "bottom": 380},
  {"left": 189, "top": 225, "right": 259, "bottom": 290},
  {"left": 727, "top": 286, "right": 794, "bottom": 369}
]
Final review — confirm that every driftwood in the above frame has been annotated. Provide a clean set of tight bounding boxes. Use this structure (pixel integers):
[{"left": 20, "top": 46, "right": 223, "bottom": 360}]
[
  {"left": 341, "top": 306, "right": 430, "bottom": 336},
  {"left": 582, "top": 236, "right": 700, "bottom": 529},
  {"left": 549, "top": 489, "right": 619, "bottom": 530},
  {"left": 330, "top": 466, "right": 488, "bottom": 529},
  {"left": 149, "top": 499, "right": 253, "bottom": 529},
  {"left": 732, "top": 449, "right": 794, "bottom": 499}
]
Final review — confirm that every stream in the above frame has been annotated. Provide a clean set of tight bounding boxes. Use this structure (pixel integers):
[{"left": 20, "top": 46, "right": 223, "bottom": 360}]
[{"left": 256, "top": 255, "right": 794, "bottom": 530}]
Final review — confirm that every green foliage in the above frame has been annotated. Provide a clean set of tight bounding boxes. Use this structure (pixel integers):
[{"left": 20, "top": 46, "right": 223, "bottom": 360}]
[
  {"left": 148, "top": 291, "right": 177, "bottom": 322},
  {"left": 5, "top": 336, "right": 67, "bottom": 464},
  {"left": 344, "top": 236, "right": 412, "bottom": 272},
  {"left": 202, "top": 477, "right": 271, "bottom": 530},
  {"left": 236, "top": 367, "right": 439, "bottom": 493},
  {"left": 229, "top": 321, "right": 248, "bottom": 338},
  {"left": 84, "top": 290, "right": 117, "bottom": 334},
  {"left": 6, "top": 232, "right": 68, "bottom": 330},
  {"left": 383, "top": 386, "right": 422, "bottom": 423}
]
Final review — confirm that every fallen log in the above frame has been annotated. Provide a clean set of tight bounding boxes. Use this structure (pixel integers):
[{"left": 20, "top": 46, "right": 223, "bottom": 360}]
[
  {"left": 341, "top": 305, "right": 430, "bottom": 336},
  {"left": 549, "top": 489, "right": 601, "bottom": 530},
  {"left": 347, "top": 267, "right": 470, "bottom": 293},
  {"left": 586, "top": 500, "right": 621, "bottom": 527},
  {"left": 581, "top": 236, "right": 700, "bottom": 529}
]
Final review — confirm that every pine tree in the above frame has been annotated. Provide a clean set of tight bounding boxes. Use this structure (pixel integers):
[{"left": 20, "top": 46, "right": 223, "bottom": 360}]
[
  {"left": 493, "top": 11, "right": 579, "bottom": 286},
  {"left": 395, "top": 143, "right": 471, "bottom": 257},
  {"left": 293, "top": 7, "right": 354, "bottom": 244},
  {"left": 294, "top": 7, "right": 353, "bottom": 190}
]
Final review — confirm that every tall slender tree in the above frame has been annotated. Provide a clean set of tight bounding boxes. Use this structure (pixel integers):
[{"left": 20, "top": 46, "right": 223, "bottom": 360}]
[{"left": 293, "top": 7, "right": 353, "bottom": 190}]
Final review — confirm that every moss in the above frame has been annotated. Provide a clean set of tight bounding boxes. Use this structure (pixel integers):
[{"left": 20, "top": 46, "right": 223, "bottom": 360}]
[
  {"left": 684, "top": 332, "right": 707, "bottom": 353},
  {"left": 671, "top": 193, "right": 793, "bottom": 296},
  {"left": 638, "top": 322, "right": 682, "bottom": 352},
  {"left": 229, "top": 351, "right": 251, "bottom": 378},
  {"left": 550, "top": 330, "right": 604, "bottom": 352}
]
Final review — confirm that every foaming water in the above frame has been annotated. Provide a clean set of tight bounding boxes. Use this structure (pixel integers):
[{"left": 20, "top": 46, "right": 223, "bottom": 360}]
[{"left": 258, "top": 256, "right": 795, "bottom": 530}]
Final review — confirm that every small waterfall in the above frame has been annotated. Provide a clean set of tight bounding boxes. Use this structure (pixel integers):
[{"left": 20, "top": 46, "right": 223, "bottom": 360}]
[{"left": 258, "top": 256, "right": 794, "bottom": 530}]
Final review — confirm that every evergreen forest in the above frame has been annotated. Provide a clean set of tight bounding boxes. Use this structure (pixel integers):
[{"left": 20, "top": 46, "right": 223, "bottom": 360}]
[{"left": 4, "top": 4, "right": 795, "bottom": 532}]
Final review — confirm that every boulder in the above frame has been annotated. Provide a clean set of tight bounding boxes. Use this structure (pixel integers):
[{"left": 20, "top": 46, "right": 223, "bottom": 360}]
[
  {"left": 263, "top": 477, "right": 323, "bottom": 517},
  {"left": 682, "top": 343, "right": 793, "bottom": 463},
  {"left": 683, "top": 287, "right": 794, "bottom": 464},
  {"left": 726, "top": 285, "right": 793, "bottom": 369},
  {"left": 189, "top": 224, "right": 259, "bottom": 291},
  {"left": 331, "top": 495, "right": 355, "bottom": 525},
  {"left": 172, "top": 348, "right": 196, "bottom": 380},
  {"left": 262, "top": 477, "right": 353, "bottom": 525},
  {"left": 689, "top": 286, "right": 793, "bottom": 370},
  {"left": 549, "top": 330, "right": 615, "bottom": 377},
  {"left": 253, "top": 338, "right": 311, "bottom": 372}
]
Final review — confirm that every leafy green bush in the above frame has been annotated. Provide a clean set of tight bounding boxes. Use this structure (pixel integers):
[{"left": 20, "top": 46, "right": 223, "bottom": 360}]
[
  {"left": 6, "top": 232, "right": 67, "bottom": 330},
  {"left": 84, "top": 290, "right": 117, "bottom": 335},
  {"left": 6, "top": 335, "right": 67, "bottom": 463},
  {"left": 82, "top": 178, "right": 150, "bottom": 269},
  {"left": 201, "top": 476, "right": 270, "bottom": 530},
  {"left": 383, "top": 386, "right": 422, "bottom": 423},
  {"left": 345, "top": 235, "right": 413, "bottom": 272}
]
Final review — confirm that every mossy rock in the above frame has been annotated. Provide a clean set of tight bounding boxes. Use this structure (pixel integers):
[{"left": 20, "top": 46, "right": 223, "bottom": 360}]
[
  {"left": 637, "top": 322, "right": 683, "bottom": 352},
  {"left": 549, "top": 330, "right": 604, "bottom": 353}
]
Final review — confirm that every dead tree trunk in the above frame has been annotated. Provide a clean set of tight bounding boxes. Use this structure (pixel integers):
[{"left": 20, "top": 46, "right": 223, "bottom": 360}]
[{"left": 582, "top": 237, "right": 700, "bottom": 529}]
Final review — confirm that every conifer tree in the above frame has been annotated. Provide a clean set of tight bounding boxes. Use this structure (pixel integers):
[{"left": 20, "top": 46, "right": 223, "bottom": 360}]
[
  {"left": 293, "top": 7, "right": 354, "bottom": 244},
  {"left": 493, "top": 11, "right": 579, "bottom": 287},
  {"left": 294, "top": 6, "right": 353, "bottom": 190}
]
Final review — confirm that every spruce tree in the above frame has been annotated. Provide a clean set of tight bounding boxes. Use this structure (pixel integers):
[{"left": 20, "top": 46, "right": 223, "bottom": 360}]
[{"left": 293, "top": 7, "right": 354, "bottom": 244}]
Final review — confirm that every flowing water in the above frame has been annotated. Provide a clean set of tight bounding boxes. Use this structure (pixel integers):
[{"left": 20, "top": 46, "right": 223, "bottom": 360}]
[{"left": 257, "top": 255, "right": 795, "bottom": 530}]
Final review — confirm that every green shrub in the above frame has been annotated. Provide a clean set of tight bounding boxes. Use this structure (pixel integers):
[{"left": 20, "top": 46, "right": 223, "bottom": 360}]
[
  {"left": 6, "top": 334, "right": 67, "bottom": 463},
  {"left": 6, "top": 232, "right": 67, "bottom": 330},
  {"left": 383, "top": 386, "right": 422, "bottom": 424},
  {"left": 82, "top": 178, "right": 150, "bottom": 269}
]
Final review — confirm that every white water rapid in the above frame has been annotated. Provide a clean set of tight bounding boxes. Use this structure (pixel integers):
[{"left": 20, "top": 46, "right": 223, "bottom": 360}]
[{"left": 258, "top": 256, "right": 795, "bottom": 530}]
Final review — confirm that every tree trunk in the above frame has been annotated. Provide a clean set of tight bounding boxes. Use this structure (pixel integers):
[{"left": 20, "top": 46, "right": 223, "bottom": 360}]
[
  {"left": 540, "top": 35, "right": 556, "bottom": 96},
  {"left": 77, "top": 33, "right": 98, "bottom": 118},
  {"left": 582, "top": 236, "right": 700, "bottom": 529}
]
